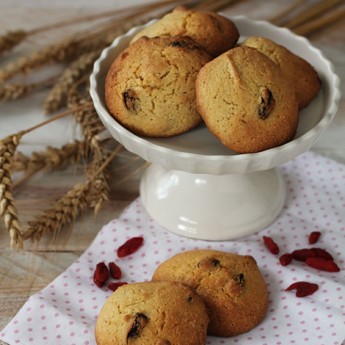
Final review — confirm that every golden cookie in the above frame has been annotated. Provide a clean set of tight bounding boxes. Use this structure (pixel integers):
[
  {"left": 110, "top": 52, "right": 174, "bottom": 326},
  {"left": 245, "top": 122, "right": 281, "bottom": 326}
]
[
  {"left": 105, "top": 35, "right": 211, "bottom": 137},
  {"left": 242, "top": 36, "right": 321, "bottom": 109},
  {"left": 152, "top": 249, "right": 269, "bottom": 337},
  {"left": 195, "top": 46, "right": 299, "bottom": 153},
  {"left": 95, "top": 281, "right": 209, "bottom": 345},
  {"left": 131, "top": 6, "right": 239, "bottom": 57}
]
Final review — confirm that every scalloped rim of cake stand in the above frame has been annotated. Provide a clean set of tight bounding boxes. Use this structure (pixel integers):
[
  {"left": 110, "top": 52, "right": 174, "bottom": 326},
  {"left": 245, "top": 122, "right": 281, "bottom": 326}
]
[
  {"left": 90, "top": 15, "right": 340, "bottom": 240},
  {"left": 90, "top": 15, "right": 340, "bottom": 176}
]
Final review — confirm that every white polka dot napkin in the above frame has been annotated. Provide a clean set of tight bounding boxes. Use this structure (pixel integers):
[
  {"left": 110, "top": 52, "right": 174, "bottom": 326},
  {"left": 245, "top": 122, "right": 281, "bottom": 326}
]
[{"left": 1, "top": 151, "right": 345, "bottom": 345}]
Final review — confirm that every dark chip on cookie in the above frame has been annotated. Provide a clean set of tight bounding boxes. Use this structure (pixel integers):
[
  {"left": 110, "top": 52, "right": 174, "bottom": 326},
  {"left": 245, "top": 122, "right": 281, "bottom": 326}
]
[
  {"left": 105, "top": 35, "right": 211, "bottom": 137},
  {"left": 95, "top": 281, "right": 209, "bottom": 345},
  {"left": 152, "top": 249, "right": 269, "bottom": 337},
  {"left": 130, "top": 6, "right": 239, "bottom": 57},
  {"left": 195, "top": 46, "right": 299, "bottom": 153}
]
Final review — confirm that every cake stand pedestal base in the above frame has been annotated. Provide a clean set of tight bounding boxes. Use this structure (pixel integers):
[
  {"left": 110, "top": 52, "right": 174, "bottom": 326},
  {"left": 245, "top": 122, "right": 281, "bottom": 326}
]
[{"left": 140, "top": 164, "right": 286, "bottom": 241}]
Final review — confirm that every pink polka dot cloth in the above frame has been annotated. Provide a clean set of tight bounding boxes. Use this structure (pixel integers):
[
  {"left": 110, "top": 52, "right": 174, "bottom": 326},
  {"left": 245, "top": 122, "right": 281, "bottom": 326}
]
[{"left": 1, "top": 151, "right": 345, "bottom": 345}]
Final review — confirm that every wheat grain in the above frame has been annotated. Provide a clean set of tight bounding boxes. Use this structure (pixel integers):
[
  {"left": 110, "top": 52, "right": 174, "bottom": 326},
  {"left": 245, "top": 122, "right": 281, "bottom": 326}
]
[
  {"left": 0, "top": 30, "right": 27, "bottom": 55},
  {"left": 44, "top": 50, "right": 101, "bottom": 114},
  {"left": 23, "top": 182, "right": 90, "bottom": 241},
  {"left": 0, "top": 133, "right": 24, "bottom": 249},
  {"left": 0, "top": 83, "right": 35, "bottom": 102},
  {"left": 13, "top": 140, "right": 87, "bottom": 188},
  {"left": 13, "top": 140, "right": 86, "bottom": 173},
  {"left": 0, "top": 31, "right": 111, "bottom": 83},
  {"left": 23, "top": 144, "right": 121, "bottom": 242},
  {"left": 67, "top": 84, "right": 105, "bottom": 143}
]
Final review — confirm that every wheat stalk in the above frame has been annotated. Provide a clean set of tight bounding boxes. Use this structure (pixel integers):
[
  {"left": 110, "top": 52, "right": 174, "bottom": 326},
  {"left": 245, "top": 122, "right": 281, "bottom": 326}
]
[
  {"left": 13, "top": 140, "right": 87, "bottom": 188},
  {"left": 23, "top": 145, "right": 121, "bottom": 241},
  {"left": 0, "top": 30, "right": 27, "bottom": 55},
  {"left": 0, "top": 133, "right": 24, "bottom": 249},
  {"left": 44, "top": 50, "right": 101, "bottom": 114},
  {"left": 0, "top": 1, "right": 166, "bottom": 83},
  {"left": 86, "top": 144, "right": 120, "bottom": 215},
  {"left": 0, "top": 30, "right": 112, "bottom": 83},
  {"left": 0, "top": 77, "right": 56, "bottom": 102},
  {"left": 13, "top": 140, "right": 85, "bottom": 173},
  {"left": 0, "top": 83, "right": 35, "bottom": 102},
  {"left": 67, "top": 84, "right": 105, "bottom": 143},
  {"left": 23, "top": 182, "right": 89, "bottom": 241}
]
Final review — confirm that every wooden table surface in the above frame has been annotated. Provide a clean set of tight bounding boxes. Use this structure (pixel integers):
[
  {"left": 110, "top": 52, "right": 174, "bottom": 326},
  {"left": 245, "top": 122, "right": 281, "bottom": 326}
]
[{"left": 0, "top": 1, "right": 344, "bottom": 343}]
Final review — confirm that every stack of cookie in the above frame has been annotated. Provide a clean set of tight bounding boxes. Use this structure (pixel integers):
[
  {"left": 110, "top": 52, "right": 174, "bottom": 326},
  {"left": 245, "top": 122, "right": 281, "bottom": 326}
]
[
  {"left": 95, "top": 250, "right": 269, "bottom": 344},
  {"left": 105, "top": 6, "right": 321, "bottom": 153}
]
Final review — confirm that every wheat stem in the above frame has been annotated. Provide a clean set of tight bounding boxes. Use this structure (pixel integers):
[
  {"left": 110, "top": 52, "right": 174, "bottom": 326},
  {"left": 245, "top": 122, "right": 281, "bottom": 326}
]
[{"left": 27, "top": 1, "right": 173, "bottom": 35}]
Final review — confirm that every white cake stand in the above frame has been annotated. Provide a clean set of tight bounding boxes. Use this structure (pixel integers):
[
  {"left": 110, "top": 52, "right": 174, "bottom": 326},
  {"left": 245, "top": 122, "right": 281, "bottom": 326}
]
[{"left": 90, "top": 16, "right": 340, "bottom": 241}]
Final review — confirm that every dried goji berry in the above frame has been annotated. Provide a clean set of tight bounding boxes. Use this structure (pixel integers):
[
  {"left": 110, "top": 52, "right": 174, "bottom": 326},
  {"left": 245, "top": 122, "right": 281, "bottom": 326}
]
[
  {"left": 291, "top": 248, "right": 314, "bottom": 261},
  {"left": 308, "top": 231, "right": 321, "bottom": 244},
  {"left": 109, "top": 262, "right": 122, "bottom": 279},
  {"left": 117, "top": 236, "right": 144, "bottom": 258},
  {"left": 93, "top": 262, "right": 109, "bottom": 288},
  {"left": 305, "top": 257, "right": 340, "bottom": 272},
  {"left": 291, "top": 247, "right": 333, "bottom": 262},
  {"left": 279, "top": 253, "right": 293, "bottom": 266},
  {"left": 311, "top": 248, "right": 333, "bottom": 261},
  {"left": 108, "top": 281, "right": 127, "bottom": 291},
  {"left": 263, "top": 236, "right": 280, "bottom": 255},
  {"left": 285, "top": 281, "right": 319, "bottom": 297}
]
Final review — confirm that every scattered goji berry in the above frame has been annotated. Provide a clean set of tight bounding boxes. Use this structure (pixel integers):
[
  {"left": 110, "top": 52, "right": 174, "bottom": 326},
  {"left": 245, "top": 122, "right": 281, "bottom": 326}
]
[
  {"left": 263, "top": 236, "right": 280, "bottom": 255},
  {"left": 93, "top": 262, "right": 109, "bottom": 288},
  {"left": 308, "top": 231, "right": 321, "bottom": 244},
  {"left": 305, "top": 257, "right": 340, "bottom": 272},
  {"left": 109, "top": 262, "right": 122, "bottom": 279},
  {"left": 311, "top": 248, "right": 333, "bottom": 261},
  {"left": 285, "top": 281, "right": 319, "bottom": 297},
  {"left": 108, "top": 281, "right": 128, "bottom": 292},
  {"left": 291, "top": 248, "right": 314, "bottom": 261},
  {"left": 279, "top": 253, "right": 293, "bottom": 266},
  {"left": 117, "top": 236, "right": 144, "bottom": 258},
  {"left": 291, "top": 247, "right": 333, "bottom": 262}
]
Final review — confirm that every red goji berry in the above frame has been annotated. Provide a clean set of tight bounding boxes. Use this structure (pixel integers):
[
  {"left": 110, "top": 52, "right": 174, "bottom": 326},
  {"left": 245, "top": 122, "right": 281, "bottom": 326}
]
[
  {"left": 291, "top": 247, "right": 333, "bottom": 262},
  {"left": 108, "top": 281, "right": 127, "bottom": 292},
  {"left": 291, "top": 248, "right": 314, "bottom": 261},
  {"left": 109, "top": 262, "right": 122, "bottom": 279},
  {"left": 117, "top": 236, "right": 144, "bottom": 258},
  {"left": 285, "top": 281, "right": 319, "bottom": 297},
  {"left": 279, "top": 253, "right": 293, "bottom": 266},
  {"left": 263, "top": 236, "right": 280, "bottom": 255},
  {"left": 308, "top": 231, "right": 321, "bottom": 244},
  {"left": 93, "top": 262, "right": 109, "bottom": 288},
  {"left": 311, "top": 248, "right": 333, "bottom": 261},
  {"left": 305, "top": 257, "right": 340, "bottom": 272}
]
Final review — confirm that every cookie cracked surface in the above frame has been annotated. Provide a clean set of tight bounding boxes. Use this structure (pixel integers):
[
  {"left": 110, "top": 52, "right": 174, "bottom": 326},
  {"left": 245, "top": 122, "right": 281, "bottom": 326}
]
[
  {"left": 105, "top": 35, "right": 211, "bottom": 137},
  {"left": 130, "top": 6, "right": 239, "bottom": 57},
  {"left": 195, "top": 46, "right": 299, "bottom": 153},
  {"left": 95, "top": 281, "right": 209, "bottom": 345},
  {"left": 242, "top": 36, "right": 321, "bottom": 109},
  {"left": 152, "top": 249, "right": 269, "bottom": 337}
]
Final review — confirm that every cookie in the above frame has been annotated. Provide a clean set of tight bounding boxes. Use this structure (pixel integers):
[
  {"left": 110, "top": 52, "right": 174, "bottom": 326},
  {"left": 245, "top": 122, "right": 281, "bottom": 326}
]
[
  {"left": 130, "top": 6, "right": 239, "bottom": 57},
  {"left": 95, "top": 281, "right": 209, "bottom": 345},
  {"left": 105, "top": 35, "right": 211, "bottom": 137},
  {"left": 152, "top": 249, "right": 268, "bottom": 337},
  {"left": 195, "top": 46, "right": 299, "bottom": 153},
  {"left": 242, "top": 36, "right": 321, "bottom": 109}
]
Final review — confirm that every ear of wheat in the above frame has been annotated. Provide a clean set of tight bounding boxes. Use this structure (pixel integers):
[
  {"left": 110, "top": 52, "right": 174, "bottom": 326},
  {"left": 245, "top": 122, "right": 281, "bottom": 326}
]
[
  {"left": 0, "top": 30, "right": 27, "bottom": 55},
  {"left": 0, "top": 133, "right": 24, "bottom": 249}
]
